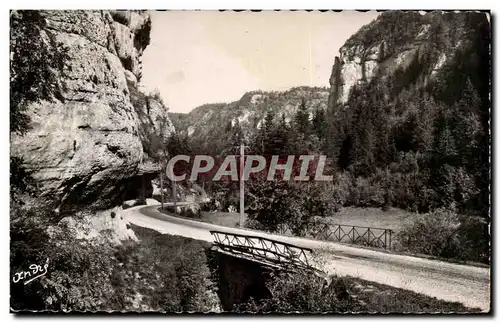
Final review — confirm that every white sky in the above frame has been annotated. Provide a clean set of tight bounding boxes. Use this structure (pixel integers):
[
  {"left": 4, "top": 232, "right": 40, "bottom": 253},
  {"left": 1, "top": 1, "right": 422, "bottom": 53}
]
[{"left": 140, "top": 11, "right": 380, "bottom": 113}]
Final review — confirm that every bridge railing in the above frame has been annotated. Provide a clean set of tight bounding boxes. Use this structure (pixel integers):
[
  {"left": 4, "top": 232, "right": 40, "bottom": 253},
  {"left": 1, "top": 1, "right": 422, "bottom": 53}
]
[
  {"left": 210, "top": 230, "right": 314, "bottom": 272},
  {"left": 308, "top": 223, "right": 393, "bottom": 249}
]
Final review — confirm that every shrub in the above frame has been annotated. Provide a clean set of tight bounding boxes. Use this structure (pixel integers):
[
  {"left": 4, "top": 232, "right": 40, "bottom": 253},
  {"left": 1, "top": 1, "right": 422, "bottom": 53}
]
[
  {"left": 397, "top": 208, "right": 489, "bottom": 263},
  {"left": 246, "top": 179, "right": 335, "bottom": 236},
  {"left": 355, "top": 177, "right": 385, "bottom": 207},
  {"left": 235, "top": 272, "right": 360, "bottom": 313},
  {"left": 11, "top": 197, "right": 218, "bottom": 311},
  {"left": 397, "top": 208, "right": 461, "bottom": 258},
  {"left": 244, "top": 219, "right": 266, "bottom": 231},
  {"left": 200, "top": 200, "right": 218, "bottom": 212},
  {"left": 164, "top": 205, "right": 201, "bottom": 218},
  {"left": 456, "top": 216, "right": 490, "bottom": 264},
  {"left": 331, "top": 172, "right": 352, "bottom": 209}
]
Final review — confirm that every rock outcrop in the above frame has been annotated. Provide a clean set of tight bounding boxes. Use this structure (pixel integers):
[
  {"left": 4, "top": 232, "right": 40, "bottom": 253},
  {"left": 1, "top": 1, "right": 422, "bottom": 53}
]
[
  {"left": 10, "top": 10, "right": 174, "bottom": 211},
  {"left": 328, "top": 11, "right": 490, "bottom": 108}
]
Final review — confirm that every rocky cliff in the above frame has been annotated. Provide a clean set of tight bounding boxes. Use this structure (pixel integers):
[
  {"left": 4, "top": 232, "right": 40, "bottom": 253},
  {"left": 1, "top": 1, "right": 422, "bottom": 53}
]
[
  {"left": 328, "top": 11, "right": 490, "bottom": 110},
  {"left": 10, "top": 10, "right": 175, "bottom": 211}
]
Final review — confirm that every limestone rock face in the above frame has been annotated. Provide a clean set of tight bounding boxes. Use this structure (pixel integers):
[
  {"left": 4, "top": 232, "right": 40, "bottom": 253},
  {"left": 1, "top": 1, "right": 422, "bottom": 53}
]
[
  {"left": 53, "top": 206, "right": 139, "bottom": 245},
  {"left": 328, "top": 11, "right": 490, "bottom": 108},
  {"left": 146, "top": 98, "right": 176, "bottom": 142},
  {"left": 10, "top": 10, "right": 174, "bottom": 211},
  {"left": 333, "top": 41, "right": 387, "bottom": 104}
]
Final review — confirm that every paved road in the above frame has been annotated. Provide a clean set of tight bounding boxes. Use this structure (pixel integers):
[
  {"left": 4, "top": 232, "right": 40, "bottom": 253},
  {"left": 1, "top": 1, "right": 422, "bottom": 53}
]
[{"left": 124, "top": 203, "right": 491, "bottom": 312}]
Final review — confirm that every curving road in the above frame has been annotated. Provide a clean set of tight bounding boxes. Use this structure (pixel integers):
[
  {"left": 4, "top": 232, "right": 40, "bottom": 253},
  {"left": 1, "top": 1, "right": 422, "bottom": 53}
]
[{"left": 124, "top": 203, "right": 491, "bottom": 312}]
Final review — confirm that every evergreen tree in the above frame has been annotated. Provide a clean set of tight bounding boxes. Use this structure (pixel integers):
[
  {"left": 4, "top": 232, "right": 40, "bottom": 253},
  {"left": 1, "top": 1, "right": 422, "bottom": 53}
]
[
  {"left": 273, "top": 113, "right": 291, "bottom": 155},
  {"left": 263, "top": 110, "right": 275, "bottom": 138},
  {"left": 229, "top": 121, "right": 244, "bottom": 153},
  {"left": 451, "top": 79, "right": 483, "bottom": 169},
  {"left": 312, "top": 108, "right": 327, "bottom": 140},
  {"left": 294, "top": 98, "right": 310, "bottom": 136},
  {"left": 254, "top": 110, "right": 275, "bottom": 154}
]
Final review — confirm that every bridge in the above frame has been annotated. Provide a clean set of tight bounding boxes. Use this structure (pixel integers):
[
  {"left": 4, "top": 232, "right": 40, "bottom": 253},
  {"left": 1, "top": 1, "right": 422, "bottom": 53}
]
[
  {"left": 209, "top": 230, "right": 323, "bottom": 310},
  {"left": 125, "top": 205, "right": 491, "bottom": 311},
  {"left": 210, "top": 230, "right": 320, "bottom": 274}
]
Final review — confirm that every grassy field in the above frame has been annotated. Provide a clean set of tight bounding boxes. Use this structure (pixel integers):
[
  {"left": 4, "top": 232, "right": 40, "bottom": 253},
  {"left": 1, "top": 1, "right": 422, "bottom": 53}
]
[
  {"left": 327, "top": 207, "right": 415, "bottom": 231},
  {"left": 199, "top": 207, "right": 414, "bottom": 231}
]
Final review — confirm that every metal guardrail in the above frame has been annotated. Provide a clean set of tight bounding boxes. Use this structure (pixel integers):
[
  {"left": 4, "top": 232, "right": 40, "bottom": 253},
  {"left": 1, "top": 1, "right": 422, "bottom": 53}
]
[
  {"left": 210, "top": 230, "right": 315, "bottom": 273},
  {"left": 310, "top": 223, "right": 393, "bottom": 249}
]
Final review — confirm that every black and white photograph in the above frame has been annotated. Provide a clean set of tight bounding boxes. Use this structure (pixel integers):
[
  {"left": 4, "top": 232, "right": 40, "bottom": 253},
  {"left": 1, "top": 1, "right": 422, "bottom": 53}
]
[{"left": 9, "top": 8, "right": 491, "bottom": 314}]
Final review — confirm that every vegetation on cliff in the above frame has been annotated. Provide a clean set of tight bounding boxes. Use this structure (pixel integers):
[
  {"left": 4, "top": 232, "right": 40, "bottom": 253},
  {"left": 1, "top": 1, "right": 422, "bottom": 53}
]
[{"left": 10, "top": 10, "right": 69, "bottom": 135}]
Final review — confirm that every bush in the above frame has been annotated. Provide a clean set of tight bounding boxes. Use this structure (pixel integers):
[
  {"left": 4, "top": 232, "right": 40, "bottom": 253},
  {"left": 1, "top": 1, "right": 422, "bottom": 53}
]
[
  {"left": 244, "top": 219, "right": 266, "bottom": 231},
  {"left": 122, "top": 199, "right": 146, "bottom": 210},
  {"left": 200, "top": 200, "right": 218, "bottom": 212},
  {"left": 235, "top": 272, "right": 360, "bottom": 313},
  {"left": 397, "top": 208, "right": 489, "bottom": 263},
  {"left": 397, "top": 208, "right": 461, "bottom": 258},
  {"left": 11, "top": 204, "right": 118, "bottom": 311},
  {"left": 246, "top": 179, "right": 335, "bottom": 236},
  {"left": 331, "top": 172, "right": 352, "bottom": 209},
  {"left": 164, "top": 205, "right": 201, "bottom": 218},
  {"left": 456, "top": 216, "right": 489, "bottom": 264}
]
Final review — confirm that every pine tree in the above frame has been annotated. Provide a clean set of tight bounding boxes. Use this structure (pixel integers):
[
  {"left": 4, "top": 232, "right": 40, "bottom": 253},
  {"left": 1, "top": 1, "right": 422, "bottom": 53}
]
[
  {"left": 451, "top": 79, "right": 482, "bottom": 168},
  {"left": 263, "top": 110, "right": 275, "bottom": 136},
  {"left": 274, "top": 113, "right": 291, "bottom": 155},
  {"left": 294, "top": 98, "right": 310, "bottom": 136},
  {"left": 312, "top": 108, "right": 327, "bottom": 140}
]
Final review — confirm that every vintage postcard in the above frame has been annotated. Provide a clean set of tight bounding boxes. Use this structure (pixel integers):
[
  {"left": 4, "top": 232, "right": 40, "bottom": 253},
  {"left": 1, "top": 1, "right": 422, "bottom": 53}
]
[{"left": 9, "top": 9, "right": 491, "bottom": 314}]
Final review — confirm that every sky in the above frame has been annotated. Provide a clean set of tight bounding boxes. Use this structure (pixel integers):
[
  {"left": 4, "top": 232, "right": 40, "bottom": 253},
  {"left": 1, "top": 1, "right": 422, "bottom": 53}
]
[{"left": 140, "top": 11, "right": 380, "bottom": 113}]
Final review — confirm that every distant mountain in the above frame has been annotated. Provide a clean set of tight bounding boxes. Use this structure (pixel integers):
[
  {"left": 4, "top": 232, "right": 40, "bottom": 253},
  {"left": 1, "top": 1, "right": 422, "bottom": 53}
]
[{"left": 170, "top": 86, "right": 330, "bottom": 153}]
